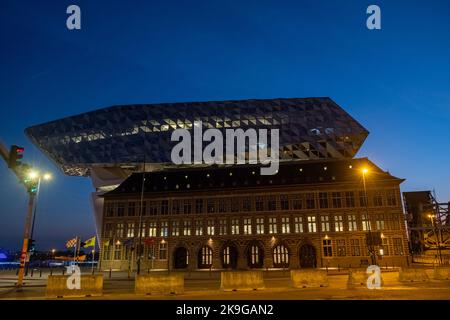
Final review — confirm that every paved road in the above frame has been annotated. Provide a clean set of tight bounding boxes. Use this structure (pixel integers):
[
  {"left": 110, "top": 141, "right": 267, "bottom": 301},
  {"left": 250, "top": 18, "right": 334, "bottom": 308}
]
[{"left": 1, "top": 269, "right": 450, "bottom": 300}]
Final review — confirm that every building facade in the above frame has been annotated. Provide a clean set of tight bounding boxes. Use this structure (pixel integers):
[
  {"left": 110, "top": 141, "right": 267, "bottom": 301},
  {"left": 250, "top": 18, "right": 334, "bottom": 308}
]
[{"left": 99, "top": 158, "right": 409, "bottom": 271}]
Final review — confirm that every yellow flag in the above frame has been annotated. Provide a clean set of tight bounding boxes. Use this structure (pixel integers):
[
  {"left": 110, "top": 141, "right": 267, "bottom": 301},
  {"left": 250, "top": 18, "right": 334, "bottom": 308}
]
[{"left": 82, "top": 236, "right": 96, "bottom": 248}]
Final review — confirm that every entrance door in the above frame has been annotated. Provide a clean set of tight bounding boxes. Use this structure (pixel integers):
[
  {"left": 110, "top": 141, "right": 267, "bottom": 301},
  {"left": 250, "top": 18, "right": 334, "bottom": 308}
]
[
  {"left": 173, "top": 247, "right": 188, "bottom": 269},
  {"left": 299, "top": 244, "right": 316, "bottom": 268}
]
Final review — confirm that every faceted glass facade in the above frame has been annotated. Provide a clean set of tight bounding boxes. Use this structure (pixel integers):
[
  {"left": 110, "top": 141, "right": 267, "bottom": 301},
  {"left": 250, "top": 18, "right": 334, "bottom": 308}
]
[{"left": 25, "top": 97, "right": 368, "bottom": 176}]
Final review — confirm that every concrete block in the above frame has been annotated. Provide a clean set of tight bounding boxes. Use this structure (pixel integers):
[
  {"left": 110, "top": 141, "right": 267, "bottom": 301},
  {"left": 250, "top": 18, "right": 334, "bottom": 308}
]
[
  {"left": 398, "top": 268, "right": 429, "bottom": 282},
  {"left": 433, "top": 267, "right": 450, "bottom": 280},
  {"left": 290, "top": 269, "right": 328, "bottom": 288},
  {"left": 347, "top": 269, "right": 384, "bottom": 289},
  {"left": 221, "top": 271, "right": 265, "bottom": 291},
  {"left": 135, "top": 272, "right": 184, "bottom": 295},
  {"left": 46, "top": 274, "right": 103, "bottom": 298}
]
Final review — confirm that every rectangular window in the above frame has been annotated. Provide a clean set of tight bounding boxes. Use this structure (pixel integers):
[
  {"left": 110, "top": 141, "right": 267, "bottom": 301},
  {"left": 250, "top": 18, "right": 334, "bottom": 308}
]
[
  {"left": 362, "top": 214, "right": 371, "bottom": 231},
  {"left": 172, "top": 221, "right": 180, "bottom": 236},
  {"left": 105, "top": 203, "right": 114, "bottom": 217},
  {"left": 116, "top": 223, "right": 124, "bottom": 238},
  {"left": 183, "top": 220, "right": 191, "bottom": 236},
  {"left": 231, "top": 218, "right": 240, "bottom": 235},
  {"left": 206, "top": 198, "right": 215, "bottom": 213},
  {"left": 337, "top": 239, "right": 346, "bottom": 256},
  {"left": 387, "top": 190, "right": 397, "bottom": 206},
  {"left": 159, "top": 242, "right": 167, "bottom": 260},
  {"left": 256, "top": 218, "right": 264, "bottom": 234},
  {"left": 267, "top": 196, "right": 277, "bottom": 211},
  {"left": 381, "top": 237, "right": 389, "bottom": 256},
  {"left": 195, "top": 220, "right": 203, "bottom": 236},
  {"left": 393, "top": 238, "right": 404, "bottom": 255},
  {"left": 114, "top": 244, "right": 122, "bottom": 260},
  {"left": 319, "top": 192, "right": 329, "bottom": 209},
  {"left": 323, "top": 239, "right": 332, "bottom": 257},
  {"left": 350, "top": 239, "right": 361, "bottom": 256},
  {"left": 218, "top": 218, "right": 227, "bottom": 235},
  {"left": 268, "top": 217, "right": 277, "bottom": 234},
  {"left": 149, "top": 201, "right": 158, "bottom": 215},
  {"left": 161, "top": 200, "right": 169, "bottom": 215},
  {"left": 392, "top": 214, "right": 400, "bottom": 230},
  {"left": 321, "top": 215, "right": 330, "bottom": 232},
  {"left": 148, "top": 221, "right": 157, "bottom": 237},
  {"left": 376, "top": 214, "right": 385, "bottom": 230},
  {"left": 373, "top": 191, "right": 383, "bottom": 207},
  {"left": 104, "top": 223, "right": 113, "bottom": 237},
  {"left": 334, "top": 215, "right": 344, "bottom": 232},
  {"left": 243, "top": 218, "right": 252, "bottom": 235},
  {"left": 183, "top": 200, "right": 192, "bottom": 214},
  {"left": 207, "top": 219, "right": 215, "bottom": 235},
  {"left": 348, "top": 214, "right": 357, "bottom": 231},
  {"left": 306, "top": 193, "right": 316, "bottom": 209},
  {"left": 195, "top": 199, "right": 203, "bottom": 214},
  {"left": 218, "top": 199, "right": 227, "bottom": 213},
  {"left": 332, "top": 192, "right": 342, "bottom": 208},
  {"left": 307, "top": 216, "right": 317, "bottom": 232},
  {"left": 172, "top": 200, "right": 181, "bottom": 214},
  {"left": 255, "top": 197, "right": 264, "bottom": 211},
  {"left": 281, "top": 217, "right": 290, "bottom": 234},
  {"left": 242, "top": 197, "right": 252, "bottom": 212},
  {"left": 103, "top": 245, "right": 111, "bottom": 260},
  {"left": 345, "top": 191, "right": 355, "bottom": 207},
  {"left": 291, "top": 195, "right": 302, "bottom": 210},
  {"left": 128, "top": 202, "right": 136, "bottom": 216},
  {"left": 126, "top": 222, "right": 135, "bottom": 238},
  {"left": 140, "top": 222, "right": 146, "bottom": 238},
  {"left": 160, "top": 221, "right": 168, "bottom": 237},
  {"left": 280, "top": 195, "right": 289, "bottom": 210},
  {"left": 117, "top": 203, "right": 125, "bottom": 217},
  {"left": 359, "top": 191, "right": 367, "bottom": 207},
  {"left": 294, "top": 216, "right": 304, "bottom": 233}
]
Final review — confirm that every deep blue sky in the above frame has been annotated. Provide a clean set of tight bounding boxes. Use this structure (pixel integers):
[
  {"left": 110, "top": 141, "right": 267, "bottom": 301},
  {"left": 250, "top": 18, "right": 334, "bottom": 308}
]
[{"left": 1, "top": 0, "right": 449, "bottom": 251}]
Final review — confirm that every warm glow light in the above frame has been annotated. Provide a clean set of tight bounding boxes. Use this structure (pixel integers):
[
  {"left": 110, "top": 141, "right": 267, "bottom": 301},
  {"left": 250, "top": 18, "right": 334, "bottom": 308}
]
[
  {"left": 362, "top": 168, "right": 368, "bottom": 174},
  {"left": 116, "top": 240, "right": 121, "bottom": 245},
  {"left": 28, "top": 170, "right": 39, "bottom": 180},
  {"left": 161, "top": 239, "right": 166, "bottom": 244},
  {"left": 51, "top": 249, "right": 56, "bottom": 253},
  {"left": 43, "top": 173, "right": 52, "bottom": 181}
]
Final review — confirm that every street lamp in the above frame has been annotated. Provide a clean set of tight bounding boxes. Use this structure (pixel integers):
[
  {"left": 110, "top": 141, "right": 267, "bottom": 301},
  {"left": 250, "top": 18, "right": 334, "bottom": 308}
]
[
  {"left": 17, "top": 170, "right": 52, "bottom": 288},
  {"left": 361, "top": 167, "right": 377, "bottom": 265}
]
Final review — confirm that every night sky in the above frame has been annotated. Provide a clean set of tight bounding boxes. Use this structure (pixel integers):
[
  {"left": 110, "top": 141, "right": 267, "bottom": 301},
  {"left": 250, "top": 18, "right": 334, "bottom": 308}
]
[{"left": 1, "top": 0, "right": 449, "bottom": 251}]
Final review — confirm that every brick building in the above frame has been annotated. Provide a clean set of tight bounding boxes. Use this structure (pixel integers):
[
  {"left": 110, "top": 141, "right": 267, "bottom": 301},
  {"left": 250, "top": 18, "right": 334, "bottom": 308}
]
[{"left": 99, "top": 157, "right": 409, "bottom": 271}]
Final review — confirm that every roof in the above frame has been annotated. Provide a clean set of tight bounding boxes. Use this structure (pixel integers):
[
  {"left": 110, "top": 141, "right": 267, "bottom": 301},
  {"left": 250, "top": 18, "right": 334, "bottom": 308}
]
[{"left": 102, "top": 157, "right": 403, "bottom": 197}]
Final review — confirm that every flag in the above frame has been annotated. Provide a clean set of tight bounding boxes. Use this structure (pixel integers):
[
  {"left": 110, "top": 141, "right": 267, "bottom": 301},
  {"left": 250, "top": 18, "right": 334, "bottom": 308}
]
[
  {"left": 65, "top": 237, "right": 78, "bottom": 248},
  {"left": 144, "top": 238, "right": 155, "bottom": 246},
  {"left": 81, "top": 236, "right": 96, "bottom": 248},
  {"left": 103, "top": 239, "right": 110, "bottom": 246}
]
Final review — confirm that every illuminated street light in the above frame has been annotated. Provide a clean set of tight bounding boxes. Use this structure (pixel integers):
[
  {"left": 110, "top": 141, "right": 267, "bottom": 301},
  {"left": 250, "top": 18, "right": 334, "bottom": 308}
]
[
  {"left": 43, "top": 173, "right": 52, "bottom": 181},
  {"left": 28, "top": 170, "right": 39, "bottom": 180}
]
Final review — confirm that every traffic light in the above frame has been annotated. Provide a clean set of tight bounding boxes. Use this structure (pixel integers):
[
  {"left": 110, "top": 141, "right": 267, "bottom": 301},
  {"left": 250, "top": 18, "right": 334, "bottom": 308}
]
[
  {"left": 27, "top": 239, "right": 36, "bottom": 252},
  {"left": 8, "top": 145, "right": 24, "bottom": 169}
]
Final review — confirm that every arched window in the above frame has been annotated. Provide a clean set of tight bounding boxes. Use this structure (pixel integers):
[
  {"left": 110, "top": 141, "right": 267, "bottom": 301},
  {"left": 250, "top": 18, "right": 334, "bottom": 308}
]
[
  {"left": 251, "top": 245, "right": 260, "bottom": 265},
  {"left": 198, "top": 246, "right": 213, "bottom": 268},
  {"left": 273, "top": 244, "right": 289, "bottom": 268}
]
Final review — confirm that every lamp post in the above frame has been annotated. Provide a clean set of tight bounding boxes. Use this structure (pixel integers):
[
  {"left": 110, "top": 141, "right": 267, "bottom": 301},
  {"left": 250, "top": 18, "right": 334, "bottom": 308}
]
[
  {"left": 362, "top": 168, "right": 377, "bottom": 266},
  {"left": 428, "top": 214, "right": 443, "bottom": 266},
  {"left": 16, "top": 170, "right": 52, "bottom": 288}
]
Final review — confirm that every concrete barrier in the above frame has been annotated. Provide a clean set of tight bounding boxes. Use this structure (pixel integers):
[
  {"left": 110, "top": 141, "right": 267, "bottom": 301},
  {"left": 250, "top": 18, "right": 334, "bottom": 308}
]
[
  {"left": 290, "top": 269, "right": 328, "bottom": 288},
  {"left": 347, "top": 269, "right": 384, "bottom": 289},
  {"left": 398, "top": 268, "right": 429, "bottom": 282},
  {"left": 433, "top": 267, "right": 450, "bottom": 280},
  {"left": 220, "top": 271, "right": 265, "bottom": 291},
  {"left": 135, "top": 272, "right": 184, "bottom": 295},
  {"left": 46, "top": 274, "right": 103, "bottom": 298}
]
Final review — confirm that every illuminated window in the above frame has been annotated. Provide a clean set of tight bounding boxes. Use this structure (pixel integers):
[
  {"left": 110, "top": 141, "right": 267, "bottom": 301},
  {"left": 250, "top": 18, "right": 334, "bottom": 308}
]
[
  {"left": 200, "top": 246, "right": 213, "bottom": 266},
  {"left": 348, "top": 214, "right": 357, "bottom": 231},
  {"left": 256, "top": 218, "right": 264, "bottom": 234},
  {"left": 294, "top": 216, "right": 304, "bottom": 233},
  {"left": 334, "top": 215, "right": 344, "bottom": 232},
  {"left": 207, "top": 219, "right": 215, "bottom": 235},
  {"left": 140, "top": 222, "right": 146, "bottom": 237},
  {"left": 160, "top": 221, "right": 168, "bottom": 237},
  {"left": 376, "top": 214, "right": 385, "bottom": 230},
  {"left": 195, "top": 220, "right": 203, "bottom": 236},
  {"left": 307, "top": 216, "right": 317, "bottom": 232},
  {"left": 231, "top": 218, "right": 240, "bottom": 235},
  {"left": 350, "top": 239, "right": 360, "bottom": 256},
  {"left": 321, "top": 215, "right": 330, "bottom": 232},
  {"left": 159, "top": 242, "right": 167, "bottom": 260},
  {"left": 116, "top": 223, "right": 124, "bottom": 238},
  {"left": 268, "top": 217, "right": 277, "bottom": 234},
  {"left": 381, "top": 237, "right": 389, "bottom": 256},
  {"left": 114, "top": 244, "right": 122, "bottom": 260},
  {"left": 281, "top": 217, "right": 290, "bottom": 234},
  {"left": 148, "top": 221, "right": 157, "bottom": 237},
  {"left": 218, "top": 218, "right": 227, "bottom": 235},
  {"left": 126, "top": 222, "right": 135, "bottom": 238},
  {"left": 273, "top": 245, "right": 289, "bottom": 267},
  {"left": 183, "top": 220, "right": 191, "bottom": 236},
  {"left": 172, "top": 221, "right": 179, "bottom": 236},
  {"left": 243, "top": 218, "right": 252, "bottom": 235},
  {"left": 362, "top": 214, "right": 371, "bottom": 231}
]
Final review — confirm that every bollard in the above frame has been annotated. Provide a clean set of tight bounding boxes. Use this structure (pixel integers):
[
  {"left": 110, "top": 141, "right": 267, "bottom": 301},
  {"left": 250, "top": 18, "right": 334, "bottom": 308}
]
[{"left": 109, "top": 267, "right": 112, "bottom": 278}]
